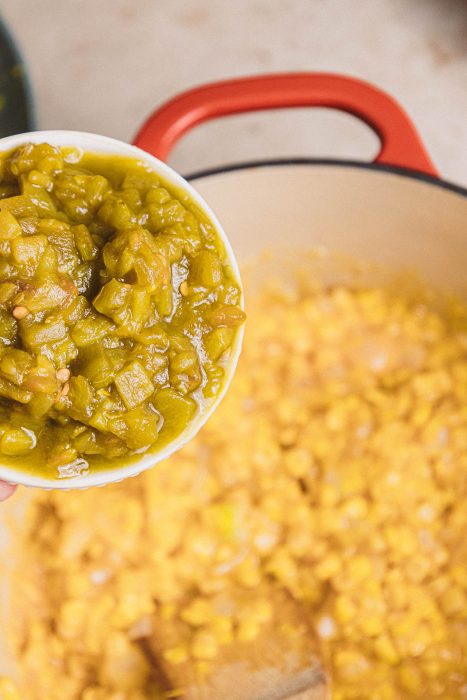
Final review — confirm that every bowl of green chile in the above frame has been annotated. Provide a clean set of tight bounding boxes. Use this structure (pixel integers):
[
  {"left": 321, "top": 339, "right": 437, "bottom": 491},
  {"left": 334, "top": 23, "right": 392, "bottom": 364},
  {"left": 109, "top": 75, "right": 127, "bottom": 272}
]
[{"left": 0, "top": 132, "right": 244, "bottom": 488}]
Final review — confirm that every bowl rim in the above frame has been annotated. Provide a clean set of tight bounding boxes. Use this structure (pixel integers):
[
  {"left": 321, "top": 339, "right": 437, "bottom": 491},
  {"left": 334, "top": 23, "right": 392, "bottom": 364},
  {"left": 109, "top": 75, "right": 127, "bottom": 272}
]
[{"left": 0, "top": 130, "right": 244, "bottom": 489}]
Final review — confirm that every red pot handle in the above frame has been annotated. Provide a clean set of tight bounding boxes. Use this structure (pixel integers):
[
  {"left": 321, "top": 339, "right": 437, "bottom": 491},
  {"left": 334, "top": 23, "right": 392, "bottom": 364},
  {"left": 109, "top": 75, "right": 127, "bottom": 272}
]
[{"left": 133, "top": 73, "right": 438, "bottom": 177}]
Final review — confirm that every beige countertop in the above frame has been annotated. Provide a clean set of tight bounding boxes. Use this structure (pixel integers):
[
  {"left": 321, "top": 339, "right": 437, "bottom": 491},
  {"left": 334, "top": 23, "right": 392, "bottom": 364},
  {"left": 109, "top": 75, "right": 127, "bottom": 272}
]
[{"left": 1, "top": 0, "right": 467, "bottom": 185}]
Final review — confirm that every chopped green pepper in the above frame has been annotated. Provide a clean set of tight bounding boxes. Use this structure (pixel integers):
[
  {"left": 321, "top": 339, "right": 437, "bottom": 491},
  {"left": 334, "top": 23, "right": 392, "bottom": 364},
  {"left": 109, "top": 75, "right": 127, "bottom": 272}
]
[{"left": 0, "top": 142, "right": 244, "bottom": 478}]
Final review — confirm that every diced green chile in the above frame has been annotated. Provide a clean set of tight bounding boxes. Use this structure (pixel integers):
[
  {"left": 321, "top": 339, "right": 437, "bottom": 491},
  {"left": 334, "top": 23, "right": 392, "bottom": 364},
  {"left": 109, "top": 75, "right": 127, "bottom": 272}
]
[{"left": 0, "top": 143, "right": 244, "bottom": 476}]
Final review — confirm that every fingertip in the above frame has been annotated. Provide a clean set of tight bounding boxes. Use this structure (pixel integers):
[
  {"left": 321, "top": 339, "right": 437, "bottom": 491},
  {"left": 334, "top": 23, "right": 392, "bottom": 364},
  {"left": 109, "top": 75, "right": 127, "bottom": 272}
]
[{"left": 0, "top": 481, "right": 17, "bottom": 502}]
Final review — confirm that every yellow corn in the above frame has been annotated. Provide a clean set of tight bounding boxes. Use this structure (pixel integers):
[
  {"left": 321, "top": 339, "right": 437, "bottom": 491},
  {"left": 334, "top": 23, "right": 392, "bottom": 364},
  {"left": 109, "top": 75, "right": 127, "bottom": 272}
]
[
  {"left": 373, "top": 635, "right": 399, "bottom": 665},
  {"left": 208, "top": 616, "right": 233, "bottom": 645},
  {"left": 7, "top": 274, "right": 467, "bottom": 699},
  {"left": 359, "top": 614, "right": 385, "bottom": 637},
  {"left": 315, "top": 552, "right": 342, "bottom": 580},
  {"left": 236, "top": 619, "right": 261, "bottom": 643},
  {"left": 0, "top": 678, "right": 21, "bottom": 700},
  {"left": 190, "top": 631, "right": 218, "bottom": 661},
  {"left": 163, "top": 645, "right": 189, "bottom": 665},
  {"left": 439, "top": 586, "right": 466, "bottom": 617},
  {"left": 334, "top": 596, "right": 357, "bottom": 625},
  {"left": 346, "top": 555, "right": 373, "bottom": 583},
  {"left": 398, "top": 666, "right": 423, "bottom": 694},
  {"left": 180, "top": 598, "right": 212, "bottom": 627}
]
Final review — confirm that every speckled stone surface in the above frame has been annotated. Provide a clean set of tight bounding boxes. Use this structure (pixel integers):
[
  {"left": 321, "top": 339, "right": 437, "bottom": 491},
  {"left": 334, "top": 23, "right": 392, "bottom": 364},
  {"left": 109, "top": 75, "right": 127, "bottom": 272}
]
[{"left": 1, "top": 0, "right": 467, "bottom": 185}]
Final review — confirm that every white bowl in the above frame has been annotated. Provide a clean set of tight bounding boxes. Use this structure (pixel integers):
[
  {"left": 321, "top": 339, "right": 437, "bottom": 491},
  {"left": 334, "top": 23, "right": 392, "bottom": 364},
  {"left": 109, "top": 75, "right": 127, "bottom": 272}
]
[{"left": 0, "top": 131, "right": 244, "bottom": 490}]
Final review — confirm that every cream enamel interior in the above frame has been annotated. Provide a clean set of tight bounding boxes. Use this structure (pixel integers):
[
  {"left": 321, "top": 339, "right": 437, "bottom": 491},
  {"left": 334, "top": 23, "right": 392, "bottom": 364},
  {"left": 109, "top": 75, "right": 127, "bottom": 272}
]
[{"left": 190, "top": 164, "right": 467, "bottom": 292}]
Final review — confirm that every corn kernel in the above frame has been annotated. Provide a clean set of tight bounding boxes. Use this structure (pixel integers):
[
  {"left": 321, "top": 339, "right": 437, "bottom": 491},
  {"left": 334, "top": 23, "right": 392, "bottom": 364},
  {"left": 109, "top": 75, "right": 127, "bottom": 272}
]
[
  {"left": 334, "top": 596, "right": 357, "bottom": 624},
  {"left": 165, "top": 689, "right": 186, "bottom": 698},
  {"left": 359, "top": 614, "right": 384, "bottom": 637},
  {"left": 208, "top": 616, "right": 233, "bottom": 645},
  {"left": 241, "top": 599, "right": 273, "bottom": 626},
  {"left": 180, "top": 599, "right": 212, "bottom": 626},
  {"left": 235, "top": 557, "right": 262, "bottom": 587},
  {"left": 373, "top": 635, "right": 400, "bottom": 665},
  {"left": 439, "top": 586, "right": 466, "bottom": 617},
  {"left": 341, "top": 496, "right": 369, "bottom": 519},
  {"left": 384, "top": 526, "right": 419, "bottom": 557},
  {"left": 236, "top": 619, "right": 260, "bottom": 643},
  {"left": 346, "top": 555, "right": 373, "bottom": 582},
  {"left": 163, "top": 645, "right": 189, "bottom": 665},
  {"left": 451, "top": 564, "right": 467, "bottom": 589},
  {"left": 265, "top": 549, "right": 298, "bottom": 585},
  {"left": 283, "top": 447, "right": 313, "bottom": 478},
  {"left": 339, "top": 467, "right": 366, "bottom": 496},
  {"left": 0, "top": 678, "right": 21, "bottom": 700},
  {"left": 58, "top": 599, "right": 88, "bottom": 639},
  {"left": 81, "top": 689, "right": 106, "bottom": 700},
  {"left": 315, "top": 552, "right": 342, "bottom": 580},
  {"left": 320, "top": 483, "right": 340, "bottom": 507},
  {"left": 160, "top": 604, "right": 176, "bottom": 621},
  {"left": 191, "top": 631, "right": 218, "bottom": 660},
  {"left": 398, "top": 666, "right": 423, "bottom": 693}
]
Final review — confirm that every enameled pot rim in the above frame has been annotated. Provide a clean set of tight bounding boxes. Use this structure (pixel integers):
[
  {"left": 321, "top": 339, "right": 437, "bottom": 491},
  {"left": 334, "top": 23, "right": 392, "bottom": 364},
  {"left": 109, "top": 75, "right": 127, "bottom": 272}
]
[{"left": 186, "top": 157, "right": 467, "bottom": 200}]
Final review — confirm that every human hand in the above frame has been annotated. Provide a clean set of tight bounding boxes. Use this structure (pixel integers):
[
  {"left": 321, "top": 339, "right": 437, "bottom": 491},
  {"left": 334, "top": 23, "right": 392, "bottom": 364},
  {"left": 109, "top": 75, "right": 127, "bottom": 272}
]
[{"left": 0, "top": 481, "right": 16, "bottom": 502}]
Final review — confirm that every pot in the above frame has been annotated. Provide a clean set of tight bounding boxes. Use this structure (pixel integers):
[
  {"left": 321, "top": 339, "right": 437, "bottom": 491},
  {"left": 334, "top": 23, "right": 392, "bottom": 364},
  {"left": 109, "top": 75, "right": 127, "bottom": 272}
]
[{"left": 1, "top": 73, "right": 466, "bottom": 698}]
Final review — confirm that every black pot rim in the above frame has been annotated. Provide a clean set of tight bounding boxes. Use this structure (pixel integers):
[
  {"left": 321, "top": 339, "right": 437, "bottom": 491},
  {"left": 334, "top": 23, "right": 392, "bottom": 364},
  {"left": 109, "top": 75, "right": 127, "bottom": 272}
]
[{"left": 186, "top": 157, "right": 467, "bottom": 199}]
